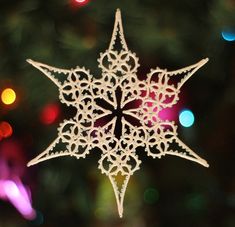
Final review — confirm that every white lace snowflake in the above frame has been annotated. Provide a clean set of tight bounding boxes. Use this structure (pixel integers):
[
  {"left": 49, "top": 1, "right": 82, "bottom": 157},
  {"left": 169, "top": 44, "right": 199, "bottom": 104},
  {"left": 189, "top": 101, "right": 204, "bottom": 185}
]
[{"left": 27, "top": 9, "right": 209, "bottom": 217}]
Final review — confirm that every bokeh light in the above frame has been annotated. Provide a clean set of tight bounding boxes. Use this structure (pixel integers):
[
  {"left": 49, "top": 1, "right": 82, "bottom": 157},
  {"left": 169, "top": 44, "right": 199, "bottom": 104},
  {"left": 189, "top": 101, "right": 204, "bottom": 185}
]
[
  {"left": 4, "top": 180, "right": 20, "bottom": 198},
  {"left": 221, "top": 30, "right": 235, "bottom": 41},
  {"left": 1, "top": 88, "right": 16, "bottom": 105},
  {"left": 144, "top": 188, "right": 159, "bottom": 204},
  {"left": 159, "top": 107, "right": 178, "bottom": 121},
  {"left": 0, "top": 121, "right": 13, "bottom": 139},
  {"left": 0, "top": 179, "right": 36, "bottom": 220},
  {"left": 185, "top": 193, "right": 207, "bottom": 212},
  {"left": 179, "top": 109, "right": 195, "bottom": 128},
  {"left": 31, "top": 210, "right": 44, "bottom": 226},
  {"left": 73, "top": 0, "right": 89, "bottom": 6},
  {"left": 40, "top": 103, "right": 60, "bottom": 125}
]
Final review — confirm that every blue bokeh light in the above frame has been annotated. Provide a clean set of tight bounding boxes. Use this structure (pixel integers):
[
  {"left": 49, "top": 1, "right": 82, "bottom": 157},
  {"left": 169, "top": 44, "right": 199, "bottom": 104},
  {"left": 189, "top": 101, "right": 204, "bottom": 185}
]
[
  {"left": 179, "top": 109, "right": 195, "bottom": 128},
  {"left": 221, "top": 30, "right": 235, "bottom": 42},
  {"left": 31, "top": 210, "right": 44, "bottom": 226}
]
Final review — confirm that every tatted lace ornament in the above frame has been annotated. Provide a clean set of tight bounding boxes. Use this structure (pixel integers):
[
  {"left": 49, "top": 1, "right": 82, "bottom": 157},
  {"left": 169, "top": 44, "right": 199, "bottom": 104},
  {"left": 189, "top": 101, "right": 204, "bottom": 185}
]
[{"left": 27, "top": 9, "right": 209, "bottom": 218}]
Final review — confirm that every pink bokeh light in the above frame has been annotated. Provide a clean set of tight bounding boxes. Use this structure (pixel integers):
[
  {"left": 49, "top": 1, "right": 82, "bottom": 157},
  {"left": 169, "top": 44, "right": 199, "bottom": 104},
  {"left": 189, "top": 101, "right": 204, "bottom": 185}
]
[
  {"left": 0, "top": 179, "right": 36, "bottom": 220},
  {"left": 0, "top": 141, "right": 36, "bottom": 220}
]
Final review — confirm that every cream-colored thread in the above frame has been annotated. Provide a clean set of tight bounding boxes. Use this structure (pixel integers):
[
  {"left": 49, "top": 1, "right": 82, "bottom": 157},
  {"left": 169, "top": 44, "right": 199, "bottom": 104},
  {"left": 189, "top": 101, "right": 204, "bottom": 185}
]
[{"left": 27, "top": 9, "right": 209, "bottom": 218}]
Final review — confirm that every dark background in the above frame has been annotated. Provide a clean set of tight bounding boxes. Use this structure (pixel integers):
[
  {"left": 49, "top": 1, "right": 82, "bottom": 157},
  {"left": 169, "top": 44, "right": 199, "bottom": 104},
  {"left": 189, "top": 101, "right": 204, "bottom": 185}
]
[{"left": 0, "top": 0, "right": 235, "bottom": 226}]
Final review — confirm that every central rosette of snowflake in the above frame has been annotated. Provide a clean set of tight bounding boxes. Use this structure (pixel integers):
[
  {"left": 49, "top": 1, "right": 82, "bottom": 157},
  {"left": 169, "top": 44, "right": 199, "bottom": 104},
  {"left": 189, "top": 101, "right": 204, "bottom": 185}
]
[
  {"left": 92, "top": 48, "right": 179, "bottom": 179},
  {"left": 27, "top": 9, "right": 209, "bottom": 218},
  {"left": 94, "top": 83, "right": 141, "bottom": 139}
]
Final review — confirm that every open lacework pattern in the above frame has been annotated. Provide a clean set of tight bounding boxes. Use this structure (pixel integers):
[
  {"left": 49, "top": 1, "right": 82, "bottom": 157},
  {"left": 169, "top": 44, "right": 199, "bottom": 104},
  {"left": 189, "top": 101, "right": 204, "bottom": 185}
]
[{"left": 27, "top": 9, "right": 209, "bottom": 217}]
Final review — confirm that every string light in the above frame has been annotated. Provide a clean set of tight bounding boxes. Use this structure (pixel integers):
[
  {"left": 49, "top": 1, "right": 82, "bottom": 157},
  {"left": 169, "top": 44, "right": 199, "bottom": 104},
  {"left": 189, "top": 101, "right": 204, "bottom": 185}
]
[
  {"left": 179, "top": 109, "right": 195, "bottom": 128},
  {"left": 1, "top": 88, "right": 16, "bottom": 105}
]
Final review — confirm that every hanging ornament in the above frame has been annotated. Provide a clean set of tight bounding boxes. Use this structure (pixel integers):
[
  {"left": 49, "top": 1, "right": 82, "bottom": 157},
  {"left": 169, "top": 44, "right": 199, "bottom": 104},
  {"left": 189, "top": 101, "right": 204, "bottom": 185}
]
[{"left": 27, "top": 9, "right": 209, "bottom": 218}]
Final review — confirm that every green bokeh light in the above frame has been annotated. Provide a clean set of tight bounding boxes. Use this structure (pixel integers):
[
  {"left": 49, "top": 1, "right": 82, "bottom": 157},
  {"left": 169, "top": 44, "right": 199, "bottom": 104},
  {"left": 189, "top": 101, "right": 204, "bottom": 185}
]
[
  {"left": 185, "top": 193, "right": 207, "bottom": 212},
  {"left": 144, "top": 188, "right": 159, "bottom": 204}
]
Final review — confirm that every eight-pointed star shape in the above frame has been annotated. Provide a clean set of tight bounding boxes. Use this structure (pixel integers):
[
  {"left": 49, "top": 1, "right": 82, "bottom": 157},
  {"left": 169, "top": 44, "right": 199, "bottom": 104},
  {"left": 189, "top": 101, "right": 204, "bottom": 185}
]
[{"left": 27, "top": 9, "right": 209, "bottom": 218}]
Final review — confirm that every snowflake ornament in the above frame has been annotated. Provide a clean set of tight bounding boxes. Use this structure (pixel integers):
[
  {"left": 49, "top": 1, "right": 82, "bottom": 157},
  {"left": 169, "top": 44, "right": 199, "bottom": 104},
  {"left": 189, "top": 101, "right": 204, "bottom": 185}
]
[{"left": 27, "top": 9, "right": 209, "bottom": 217}]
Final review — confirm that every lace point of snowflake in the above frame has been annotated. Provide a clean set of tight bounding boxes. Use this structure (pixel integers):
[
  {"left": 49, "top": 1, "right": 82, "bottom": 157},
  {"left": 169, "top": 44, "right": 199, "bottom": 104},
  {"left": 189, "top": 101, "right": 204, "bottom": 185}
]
[
  {"left": 27, "top": 160, "right": 34, "bottom": 167},
  {"left": 116, "top": 8, "right": 121, "bottom": 17},
  {"left": 200, "top": 57, "right": 209, "bottom": 65},
  {"left": 26, "top": 59, "right": 34, "bottom": 64},
  {"left": 109, "top": 173, "right": 130, "bottom": 218}
]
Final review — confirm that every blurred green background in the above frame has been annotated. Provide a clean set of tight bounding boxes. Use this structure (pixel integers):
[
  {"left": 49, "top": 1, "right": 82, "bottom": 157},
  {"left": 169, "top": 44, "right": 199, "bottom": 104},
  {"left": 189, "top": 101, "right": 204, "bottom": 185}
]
[{"left": 0, "top": 0, "right": 235, "bottom": 226}]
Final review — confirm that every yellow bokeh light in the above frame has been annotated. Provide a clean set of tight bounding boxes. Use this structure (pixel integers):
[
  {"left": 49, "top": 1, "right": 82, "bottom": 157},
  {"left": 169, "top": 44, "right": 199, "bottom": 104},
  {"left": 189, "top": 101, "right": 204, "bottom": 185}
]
[{"left": 1, "top": 88, "right": 16, "bottom": 105}]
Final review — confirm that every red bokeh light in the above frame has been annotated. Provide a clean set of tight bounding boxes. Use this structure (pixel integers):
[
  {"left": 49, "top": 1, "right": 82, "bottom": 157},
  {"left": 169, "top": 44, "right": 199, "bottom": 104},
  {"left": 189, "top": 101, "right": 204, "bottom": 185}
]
[
  {"left": 40, "top": 103, "right": 60, "bottom": 125},
  {"left": 71, "top": 0, "right": 89, "bottom": 7},
  {"left": 0, "top": 121, "right": 13, "bottom": 139}
]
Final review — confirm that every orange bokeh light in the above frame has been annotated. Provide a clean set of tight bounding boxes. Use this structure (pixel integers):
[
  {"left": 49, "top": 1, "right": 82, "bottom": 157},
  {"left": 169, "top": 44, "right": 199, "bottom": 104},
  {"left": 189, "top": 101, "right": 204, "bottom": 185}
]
[{"left": 1, "top": 88, "right": 16, "bottom": 105}]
